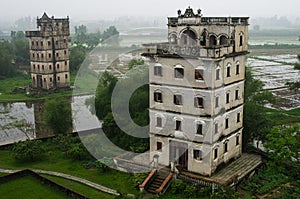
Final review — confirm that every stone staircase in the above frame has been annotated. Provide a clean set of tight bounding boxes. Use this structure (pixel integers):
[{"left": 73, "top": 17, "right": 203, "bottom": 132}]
[{"left": 145, "top": 167, "right": 172, "bottom": 194}]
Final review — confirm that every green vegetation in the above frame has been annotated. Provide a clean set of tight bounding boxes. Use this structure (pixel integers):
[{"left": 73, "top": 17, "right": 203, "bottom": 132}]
[
  {"left": 0, "top": 175, "right": 73, "bottom": 199},
  {"left": 0, "top": 135, "right": 140, "bottom": 197},
  {"left": 12, "top": 140, "right": 45, "bottom": 162},
  {"left": 92, "top": 68, "right": 149, "bottom": 152},
  {"left": 42, "top": 174, "right": 114, "bottom": 199},
  {"left": 44, "top": 99, "right": 72, "bottom": 134},
  {"left": 73, "top": 25, "right": 119, "bottom": 48}
]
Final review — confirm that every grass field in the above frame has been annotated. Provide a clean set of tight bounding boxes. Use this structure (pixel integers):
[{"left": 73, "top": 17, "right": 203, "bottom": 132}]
[
  {"left": 0, "top": 147, "right": 139, "bottom": 197},
  {"left": 0, "top": 175, "right": 73, "bottom": 199},
  {"left": 42, "top": 174, "right": 114, "bottom": 199}
]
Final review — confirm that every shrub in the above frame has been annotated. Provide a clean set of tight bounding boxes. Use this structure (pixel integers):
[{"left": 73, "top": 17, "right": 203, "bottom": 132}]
[{"left": 12, "top": 139, "right": 45, "bottom": 162}]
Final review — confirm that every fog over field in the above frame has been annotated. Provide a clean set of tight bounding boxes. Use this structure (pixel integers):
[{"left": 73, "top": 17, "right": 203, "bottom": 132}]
[{"left": 0, "top": 0, "right": 299, "bottom": 21}]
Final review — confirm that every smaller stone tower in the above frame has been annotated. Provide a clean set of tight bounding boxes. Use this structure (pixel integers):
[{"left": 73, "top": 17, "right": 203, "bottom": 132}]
[{"left": 26, "top": 13, "right": 70, "bottom": 90}]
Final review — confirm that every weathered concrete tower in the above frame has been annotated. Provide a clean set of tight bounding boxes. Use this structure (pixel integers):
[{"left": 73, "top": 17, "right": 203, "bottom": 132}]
[
  {"left": 26, "top": 13, "right": 70, "bottom": 90},
  {"left": 144, "top": 7, "right": 249, "bottom": 176}
]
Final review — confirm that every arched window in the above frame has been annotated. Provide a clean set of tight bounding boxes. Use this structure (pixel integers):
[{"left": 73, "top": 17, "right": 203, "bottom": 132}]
[
  {"left": 236, "top": 61, "right": 240, "bottom": 75},
  {"left": 220, "top": 35, "right": 228, "bottom": 46},
  {"left": 181, "top": 29, "right": 197, "bottom": 46},
  {"left": 200, "top": 31, "right": 207, "bottom": 46},
  {"left": 154, "top": 63, "right": 162, "bottom": 76},
  {"left": 226, "top": 63, "right": 231, "bottom": 77},
  {"left": 209, "top": 35, "right": 217, "bottom": 47},
  {"left": 169, "top": 34, "right": 178, "bottom": 44},
  {"left": 174, "top": 64, "right": 184, "bottom": 78},
  {"left": 239, "top": 32, "right": 244, "bottom": 46}
]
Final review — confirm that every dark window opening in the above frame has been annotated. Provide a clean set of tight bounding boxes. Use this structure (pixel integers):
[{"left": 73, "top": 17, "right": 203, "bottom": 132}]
[
  {"left": 65, "top": 61, "right": 68, "bottom": 66},
  {"left": 227, "top": 65, "right": 231, "bottom": 77},
  {"left": 57, "top": 64, "right": 60, "bottom": 69},
  {"left": 50, "top": 78, "right": 52, "bottom": 82},
  {"left": 215, "top": 123, "right": 218, "bottom": 134},
  {"left": 225, "top": 118, "right": 229, "bottom": 129},
  {"left": 215, "top": 97, "right": 219, "bottom": 108},
  {"left": 236, "top": 64, "right": 240, "bottom": 75},
  {"left": 194, "top": 150, "right": 202, "bottom": 160},
  {"left": 157, "top": 142, "right": 162, "bottom": 151},
  {"left": 174, "top": 68, "right": 184, "bottom": 78},
  {"left": 214, "top": 148, "right": 218, "bottom": 159},
  {"left": 237, "top": 113, "right": 241, "bottom": 123},
  {"left": 216, "top": 68, "right": 220, "bottom": 80},
  {"left": 41, "top": 41, "right": 43, "bottom": 46},
  {"left": 195, "top": 69, "right": 204, "bottom": 80},
  {"left": 56, "top": 53, "right": 59, "bottom": 57},
  {"left": 154, "top": 66, "right": 162, "bottom": 76},
  {"left": 64, "top": 50, "right": 67, "bottom": 55},
  {"left": 65, "top": 74, "right": 68, "bottom": 79},
  {"left": 197, "top": 124, "right": 203, "bottom": 135},
  {"left": 49, "top": 65, "right": 52, "bottom": 70},
  {"left": 154, "top": 92, "right": 162, "bottom": 103},
  {"left": 173, "top": 95, "right": 182, "bottom": 105},
  {"left": 49, "top": 53, "right": 51, "bottom": 58},
  {"left": 226, "top": 93, "right": 230, "bottom": 104},
  {"left": 175, "top": 120, "right": 181, "bottom": 131},
  {"left": 57, "top": 76, "right": 60, "bottom": 81},
  {"left": 194, "top": 97, "right": 204, "bottom": 108},
  {"left": 43, "top": 78, "right": 46, "bottom": 82},
  {"left": 33, "top": 64, "right": 35, "bottom": 69},
  {"left": 235, "top": 90, "right": 239, "bottom": 100},
  {"left": 240, "top": 35, "right": 243, "bottom": 46},
  {"left": 236, "top": 136, "right": 239, "bottom": 146},
  {"left": 48, "top": 41, "right": 51, "bottom": 46},
  {"left": 209, "top": 35, "right": 217, "bottom": 47},
  {"left": 41, "top": 54, "right": 44, "bottom": 58},
  {"left": 42, "top": 65, "right": 44, "bottom": 70}
]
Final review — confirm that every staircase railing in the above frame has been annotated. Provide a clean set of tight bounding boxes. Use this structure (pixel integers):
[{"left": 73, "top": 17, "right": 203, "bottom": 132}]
[
  {"left": 139, "top": 169, "right": 157, "bottom": 192},
  {"left": 155, "top": 172, "right": 173, "bottom": 195}
]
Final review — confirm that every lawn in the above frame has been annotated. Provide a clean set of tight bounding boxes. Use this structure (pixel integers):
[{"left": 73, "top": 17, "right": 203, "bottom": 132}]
[
  {"left": 0, "top": 146, "right": 139, "bottom": 197},
  {"left": 42, "top": 174, "right": 114, "bottom": 199},
  {"left": 0, "top": 175, "right": 73, "bottom": 199}
]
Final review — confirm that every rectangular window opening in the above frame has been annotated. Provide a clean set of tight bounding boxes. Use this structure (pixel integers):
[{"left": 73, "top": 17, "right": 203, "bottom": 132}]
[
  {"left": 174, "top": 68, "right": 184, "bottom": 78},
  {"left": 173, "top": 95, "right": 182, "bottom": 105},
  {"left": 175, "top": 120, "right": 181, "bottom": 131},
  {"left": 195, "top": 69, "right": 204, "bottom": 80}
]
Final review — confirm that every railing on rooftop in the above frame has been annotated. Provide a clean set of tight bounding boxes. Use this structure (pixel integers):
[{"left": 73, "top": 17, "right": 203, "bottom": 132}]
[
  {"left": 168, "top": 17, "right": 249, "bottom": 26},
  {"left": 143, "top": 43, "right": 234, "bottom": 58}
]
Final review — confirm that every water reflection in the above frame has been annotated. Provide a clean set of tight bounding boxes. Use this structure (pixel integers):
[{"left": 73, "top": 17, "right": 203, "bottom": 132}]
[{"left": 0, "top": 95, "right": 98, "bottom": 146}]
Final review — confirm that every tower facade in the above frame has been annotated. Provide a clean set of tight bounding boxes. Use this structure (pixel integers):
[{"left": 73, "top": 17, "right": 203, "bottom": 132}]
[
  {"left": 144, "top": 7, "right": 249, "bottom": 176},
  {"left": 26, "top": 13, "right": 70, "bottom": 90}
]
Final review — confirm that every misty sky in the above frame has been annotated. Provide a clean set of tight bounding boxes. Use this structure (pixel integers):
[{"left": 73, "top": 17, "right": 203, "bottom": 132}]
[{"left": 1, "top": 0, "right": 299, "bottom": 21}]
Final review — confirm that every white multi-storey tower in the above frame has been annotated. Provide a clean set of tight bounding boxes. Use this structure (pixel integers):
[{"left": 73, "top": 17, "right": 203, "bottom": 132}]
[
  {"left": 26, "top": 13, "right": 70, "bottom": 90},
  {"left": 144, "top": 7, "right": 249, "bottom": 176}
]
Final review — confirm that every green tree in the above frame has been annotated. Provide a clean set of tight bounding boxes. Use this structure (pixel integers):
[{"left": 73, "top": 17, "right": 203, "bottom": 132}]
[
  {"left": 12, "top": 139, "right": 45, "bottom": 162},
  {"left": 243, "top": 67, "right": 275, "bottom": 150},
  {"left": 11, "top": 31, "right": 30, "bottom": 65},
  {"left": 0, "top": 40, "right": 16, "bottom": 78},
  {"left": 128, "top": 58, "right": 145, "bottom": 70},
  {"left": 69, "top": 45, "right": 87, "bottom": 71},
  {"left": 101, "top": 26, "right": 119, "bottom": 45},
  {"left": 264, "top": 125, "right": 300, "bottom": 164},
  {"left": 44, "top": 99, "right": 72, "bottom": 134}
]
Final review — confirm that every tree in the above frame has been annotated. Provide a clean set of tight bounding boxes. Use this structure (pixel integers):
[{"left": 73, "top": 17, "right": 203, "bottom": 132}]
[
  {"left": 11, "top": 31, "right": 30, "bottom": 65},
  {"left": 243, "top": 67, "right": 275, "bottom": 150},
  {"left": 264, "top": 125, "right": 300, "bottom": 164},
  {"left": 101, "top": 26, "right": 119, "bottom": 46},
  {"left": 0, "top": 40, "right": 16, "bottom": 78},
  {"left": 12, "top": 139, "right": 45, "bottom": 162},
  {"left": 128, "top": 58, "right": 145, "bottom": 70},
  {"left": 69, "top": 45, "right": 87, "bottom": 71},
  {"left": 44, "top": 99, "right": 72, "bottom": 134}
]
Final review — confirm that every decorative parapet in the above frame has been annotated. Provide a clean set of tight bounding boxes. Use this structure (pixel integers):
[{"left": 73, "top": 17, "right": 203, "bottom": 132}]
[{"left": 143, "top": 43, "right": 234, "bottom": 58}]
